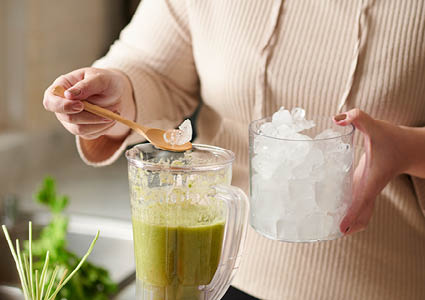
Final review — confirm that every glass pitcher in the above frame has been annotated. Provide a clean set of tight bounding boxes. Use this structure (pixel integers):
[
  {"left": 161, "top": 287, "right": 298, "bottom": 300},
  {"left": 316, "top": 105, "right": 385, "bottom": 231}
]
[
  {"left": 126, "top": 144, "right": 249, "bottom": 300},
  {"left": 249, "top": 117, "right": 354, "bottom": 242}
]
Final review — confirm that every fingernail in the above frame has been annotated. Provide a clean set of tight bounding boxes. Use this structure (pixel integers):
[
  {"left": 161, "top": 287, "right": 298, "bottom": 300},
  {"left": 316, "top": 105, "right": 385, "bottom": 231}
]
[
  {"left": 72, "top": 102, "right": 83, "bottom": 112},
  {"left": 66, "top": 88, "right": 81, "bottom": 97},
  {"left": 103, "top": 118, "right": 113, "bottom": 122},
  {"left": 334, "top": 113, "right": 347, "bottom": 121},
  {"left": 345, "top": 226, "right": 351, "bottom": 234},
  {"left": 113, "top": 110, "right": 121, "bottom": 116}
]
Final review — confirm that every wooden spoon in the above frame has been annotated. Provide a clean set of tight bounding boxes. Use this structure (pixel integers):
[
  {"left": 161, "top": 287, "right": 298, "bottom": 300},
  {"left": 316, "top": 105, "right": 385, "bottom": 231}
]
[{"left": 52, "top": 86, "right": 192, "bottom": 152}]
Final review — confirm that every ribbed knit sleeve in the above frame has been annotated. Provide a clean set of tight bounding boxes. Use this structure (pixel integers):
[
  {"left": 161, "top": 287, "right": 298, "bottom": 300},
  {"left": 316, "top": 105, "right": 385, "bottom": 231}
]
[{"left": 77, "top": 0, "right": 200, "bottom": 166}]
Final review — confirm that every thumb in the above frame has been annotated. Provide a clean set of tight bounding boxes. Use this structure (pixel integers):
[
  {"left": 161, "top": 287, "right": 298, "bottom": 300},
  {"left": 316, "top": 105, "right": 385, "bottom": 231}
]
[
  {"left": 65, "top": 73, "right": 107, "bottom": 100},
  {"left": 334, "top": 108, "right": 375, "bottom": 135}
]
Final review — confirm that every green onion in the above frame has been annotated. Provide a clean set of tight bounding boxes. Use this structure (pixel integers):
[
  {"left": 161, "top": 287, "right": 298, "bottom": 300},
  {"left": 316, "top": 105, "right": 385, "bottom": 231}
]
[
  {"left": 39, "top": 251, "right": 50, "bottom": 299},
  {"left": 2, "top": 221, "right": 99, "bottom": 300},
  {"left": 29, "top": 222, "right": 34, "bottom": 300}
]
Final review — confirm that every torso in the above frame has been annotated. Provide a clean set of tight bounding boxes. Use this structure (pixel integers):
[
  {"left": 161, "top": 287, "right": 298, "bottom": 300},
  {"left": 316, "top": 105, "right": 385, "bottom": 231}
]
[{"left": 189, "top": 1, "right": 425, "bottom": 299}]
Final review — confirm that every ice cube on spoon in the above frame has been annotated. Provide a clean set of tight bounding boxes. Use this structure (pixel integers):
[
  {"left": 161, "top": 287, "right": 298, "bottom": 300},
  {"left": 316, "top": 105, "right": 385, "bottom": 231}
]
[{"left": 163, "top": 119, "right": 193, "bottom": 146}]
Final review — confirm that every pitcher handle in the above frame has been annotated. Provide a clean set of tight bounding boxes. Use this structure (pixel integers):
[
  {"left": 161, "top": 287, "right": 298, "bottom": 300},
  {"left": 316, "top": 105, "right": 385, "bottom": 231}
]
[{"left": 204, "top": 185, "right": 249, "bottom": 300}]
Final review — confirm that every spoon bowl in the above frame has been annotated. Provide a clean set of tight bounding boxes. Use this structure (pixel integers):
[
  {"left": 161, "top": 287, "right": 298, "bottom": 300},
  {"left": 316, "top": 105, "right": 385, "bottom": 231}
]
[{"left": 143, "top": 128, "right": 192, "bottom": 152}]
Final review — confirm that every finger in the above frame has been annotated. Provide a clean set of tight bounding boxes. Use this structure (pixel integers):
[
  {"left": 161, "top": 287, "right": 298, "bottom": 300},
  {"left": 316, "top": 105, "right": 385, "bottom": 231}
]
[
  {"left": 62, "top": 121, "right": 117, "bottom": 139},
  {"left": 340, "top": 154, "right": 368, "bottom": 234},
  {"left": 43, "top": 88, "right": 84, "bottom": 114},
  {"left": 64, "top": 72, "right": 109, "bottom": 100},
  {"left": 83, "top": 94, "right": 121, "bottom": 108},
  {"left": 346, "top": 201, "right": 375, "bottom": 235},
  {"left": 56, "top": 111, "right": 114, "bottom": 125},
  {"left": 341, "top": 150, "right": 386, "bottom": 235},
  {"left": 333, "top": 108, "right": 374, "bottom": 134},
  {"left": 52, "top": 69, "right": 86, "bottom": 89}
]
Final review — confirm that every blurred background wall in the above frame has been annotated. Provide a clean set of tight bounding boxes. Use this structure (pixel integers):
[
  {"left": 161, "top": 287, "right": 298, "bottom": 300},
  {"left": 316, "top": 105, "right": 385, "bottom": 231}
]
[
  {"left": 0, "top": 0, "right": 143, "bottom": 132},
  {"left": 0, "top": 0, "right": 141, "bottom": 216},
  {"left": 0, "top": 0, "right": 7, "bottom": 131}
]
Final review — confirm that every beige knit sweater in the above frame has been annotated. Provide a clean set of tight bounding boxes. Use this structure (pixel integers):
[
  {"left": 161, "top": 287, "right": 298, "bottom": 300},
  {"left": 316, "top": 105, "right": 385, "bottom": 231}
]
[{"left": 77, "top": 1, "right": 425, "bottom": 299}]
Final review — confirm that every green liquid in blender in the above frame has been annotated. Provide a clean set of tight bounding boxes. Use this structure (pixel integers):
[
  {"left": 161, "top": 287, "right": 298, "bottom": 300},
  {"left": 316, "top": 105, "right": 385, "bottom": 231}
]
[{"left": 132, "top": 202, "right": 225, "bottom": 299}]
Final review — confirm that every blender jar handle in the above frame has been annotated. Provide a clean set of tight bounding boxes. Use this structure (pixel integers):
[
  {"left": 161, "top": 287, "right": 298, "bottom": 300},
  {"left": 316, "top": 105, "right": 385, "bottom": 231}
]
[{"left": 204, "top": 185, "right": 249, "bottom": 300}]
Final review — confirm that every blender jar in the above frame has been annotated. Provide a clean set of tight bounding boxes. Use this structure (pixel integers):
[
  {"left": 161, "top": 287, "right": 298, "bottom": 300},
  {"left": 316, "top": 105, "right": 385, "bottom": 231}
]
[{"left": 126, "top": 144, "right": 249, "bottom": 300}]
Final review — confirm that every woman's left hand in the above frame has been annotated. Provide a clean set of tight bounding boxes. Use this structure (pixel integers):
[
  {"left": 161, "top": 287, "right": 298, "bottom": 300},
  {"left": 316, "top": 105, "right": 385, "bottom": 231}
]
[{"left": 334, "top": 109, "right": 407, "bottom": 235}]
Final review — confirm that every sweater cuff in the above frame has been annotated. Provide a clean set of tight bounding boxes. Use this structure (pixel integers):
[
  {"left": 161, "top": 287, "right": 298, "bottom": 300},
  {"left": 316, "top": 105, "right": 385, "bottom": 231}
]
[{"left": 76, "top": 130, "right": 144, "bottom": 167}]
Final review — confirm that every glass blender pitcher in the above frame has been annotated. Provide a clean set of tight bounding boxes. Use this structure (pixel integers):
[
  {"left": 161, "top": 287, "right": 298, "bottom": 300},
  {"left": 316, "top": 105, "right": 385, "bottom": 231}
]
[{"left": 126, "top": 144, "right": 249, "bottom": 300}]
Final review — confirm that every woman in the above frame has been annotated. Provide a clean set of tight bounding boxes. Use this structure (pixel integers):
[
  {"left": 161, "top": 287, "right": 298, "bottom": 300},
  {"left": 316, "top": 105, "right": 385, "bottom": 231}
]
[{"left": 43, "top": 1, "right": 425, "bottom": 299}]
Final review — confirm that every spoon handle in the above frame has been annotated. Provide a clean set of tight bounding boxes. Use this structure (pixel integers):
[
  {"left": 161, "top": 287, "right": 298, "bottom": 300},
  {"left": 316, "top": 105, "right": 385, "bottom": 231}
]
[
  {"left": 52, "top": 86, "right": 148, "bottom": 138},
  {"left": 81, "top": 101, "right": 142, "bottom": 131}
]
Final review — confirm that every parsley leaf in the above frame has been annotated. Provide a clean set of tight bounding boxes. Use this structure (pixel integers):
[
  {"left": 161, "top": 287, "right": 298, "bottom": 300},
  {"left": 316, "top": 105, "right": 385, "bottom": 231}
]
[{"left": 28, "top": 177, "right": 117, "bottom": 299}]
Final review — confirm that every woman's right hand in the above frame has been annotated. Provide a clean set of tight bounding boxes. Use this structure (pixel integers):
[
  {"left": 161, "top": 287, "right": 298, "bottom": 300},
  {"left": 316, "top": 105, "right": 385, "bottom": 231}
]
[{"left": 43, "top": 67, "right": 136, "bottom": 141}]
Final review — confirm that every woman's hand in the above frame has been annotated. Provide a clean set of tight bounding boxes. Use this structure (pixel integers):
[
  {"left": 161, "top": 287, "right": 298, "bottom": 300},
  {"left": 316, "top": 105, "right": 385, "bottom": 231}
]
[
  {"left": 334, "top": 109, "right": 408, "bottom": 235},
  {"left": 43, "top": 67, "right": 136, "bottom": 141}
]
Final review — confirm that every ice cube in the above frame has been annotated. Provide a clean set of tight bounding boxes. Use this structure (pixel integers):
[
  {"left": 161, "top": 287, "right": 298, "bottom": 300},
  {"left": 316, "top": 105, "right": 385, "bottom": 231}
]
[
  {"left": 163, "top": 119, "right": 192, "bottom": 145},
  {"left": 178, "top": 119, "right": 192, "bottom": 141},
  {"left": 251, "top": 173, "right": 289, "bottom": 239},
  {"left": 259, "top": 122, "right": 279, "bottom": 137},
  {"left": 254, "top": 134, "right": 281, "bottom": 155},
  {"left": 288, "top": 179, "right": 318, "bottom": 215},
  {"left": 308, "top": 147, "right": 325, "bottom": 167},
  {"left": 329, "top": 142, "right": 353, "bottom": 172},
  {"left": 292, "top": 160, "right": 313, "bottom": 179},
  {"left": 272, "top": 107, "right": 293, "bottom": 126},
  {"left": 292, "top": 146, "right": 324, "bottom": 179},
  {"left": 271, "top": 160, "right": 293, "bottom": 181},
  {"left": 315, "top": 177, "right": 343, "bottom": 212},
  {"left": 276, "top": 124, "right": 293, "bottom": 137},
  {"left": 251, "top": 153, "right": 284, "bottom": 179},
  {"left": 276, "top": 126, "right": 312, "bottom": 140},
  {"left": 322, "top": 142, "right": 353, "bottom": 173},
  {"left": 297, "top": 212, "right": 334, "bottom": 240},
  {"left": 276, "top": 218, "right": 299, "bottom": 241},
  {"left": 294, "top": 120, "right": 316, "bottom": 132},
  {"left": 341, "top": 147, "right": 353, "bottom": 172},
  {"left": 290, "top": 107, "right": 306, "bottom": 121},
  {"left": 315, "top": 128, "right": 340, "bottom": 140},
  {"left": 282, "top": 138, "right": 313, "bottom": 167}
]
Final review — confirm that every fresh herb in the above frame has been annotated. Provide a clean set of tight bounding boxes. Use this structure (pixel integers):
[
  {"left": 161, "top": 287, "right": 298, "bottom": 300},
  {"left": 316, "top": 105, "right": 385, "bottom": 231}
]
[
  {"left": 28, "top": 177, "right": 117, "bottom": 299},
  {"left": 2, "top": 221, "right": 99, "bottom": 300}
]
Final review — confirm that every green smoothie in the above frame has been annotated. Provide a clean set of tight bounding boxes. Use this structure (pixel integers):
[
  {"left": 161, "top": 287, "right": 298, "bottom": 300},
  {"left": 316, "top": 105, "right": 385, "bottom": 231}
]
[{"left": 132, "top": 202, "right": 225, "bottom": 299}]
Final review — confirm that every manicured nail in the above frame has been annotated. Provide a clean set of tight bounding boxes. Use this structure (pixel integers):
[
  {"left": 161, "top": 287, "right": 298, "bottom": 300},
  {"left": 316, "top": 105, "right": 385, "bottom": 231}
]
[
  {"left": 345, "top": 226, "right": 351, "bottom": 234},
  {"left": 66, "top": 88, "right": 81, "bottom": 97},
  {"left": 72, "top": 102, "right": 83, "bottom": 112},
  {"left": 334, "top": 113, "right": 347, "bottom": 121},
  {"left": 103, "top": 118, "right": 113, "bottom": 122}
]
